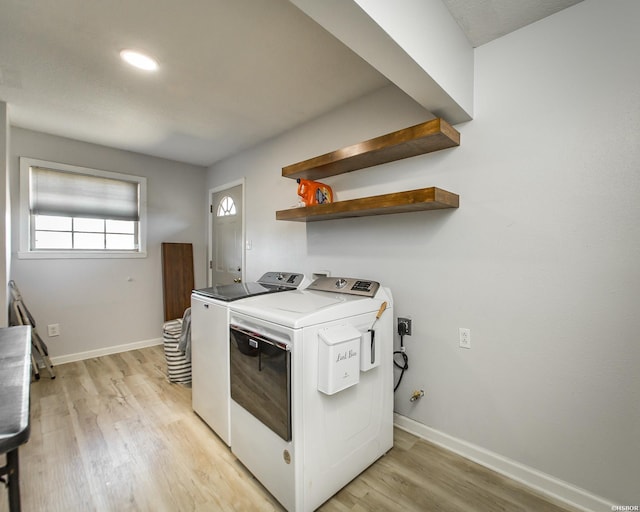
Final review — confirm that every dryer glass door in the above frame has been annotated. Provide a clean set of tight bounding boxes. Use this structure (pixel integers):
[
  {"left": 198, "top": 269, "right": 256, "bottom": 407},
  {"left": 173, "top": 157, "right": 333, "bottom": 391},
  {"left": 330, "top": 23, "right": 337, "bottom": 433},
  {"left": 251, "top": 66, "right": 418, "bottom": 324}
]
[{"left": 229, "top": 325, "right": 291, "bottom": 441}]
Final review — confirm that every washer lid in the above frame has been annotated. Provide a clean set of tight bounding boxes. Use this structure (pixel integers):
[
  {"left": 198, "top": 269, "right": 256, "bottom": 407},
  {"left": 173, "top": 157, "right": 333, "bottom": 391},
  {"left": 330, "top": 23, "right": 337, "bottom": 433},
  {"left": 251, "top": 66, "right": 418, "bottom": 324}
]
[
  {"left": 192, "top": 282, "right": 279, "bottom": 301},
  {"left": 192, "top": 271, "right": 306, "bottom": 301}
]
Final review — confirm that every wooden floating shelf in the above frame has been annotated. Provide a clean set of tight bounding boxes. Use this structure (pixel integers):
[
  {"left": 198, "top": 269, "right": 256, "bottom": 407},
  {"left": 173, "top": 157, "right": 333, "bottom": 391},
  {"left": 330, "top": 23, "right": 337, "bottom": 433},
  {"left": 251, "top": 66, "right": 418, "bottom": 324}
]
[
  {"left": 282, "top": 118, "right": 460, "bottom": 181},
  {"left": 276, "top": 187, "right": 459, "bottom": 222}
]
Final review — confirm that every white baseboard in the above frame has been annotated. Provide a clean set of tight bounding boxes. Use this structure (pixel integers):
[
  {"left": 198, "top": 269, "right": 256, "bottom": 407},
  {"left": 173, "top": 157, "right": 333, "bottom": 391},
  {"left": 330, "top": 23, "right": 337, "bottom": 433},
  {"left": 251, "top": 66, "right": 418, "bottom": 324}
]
[
  {"left": 50, "top": 337, "right": 163, "bottom": 365},
  {"left": 393, "top": 413, "right": 614, "bottom": 512}
]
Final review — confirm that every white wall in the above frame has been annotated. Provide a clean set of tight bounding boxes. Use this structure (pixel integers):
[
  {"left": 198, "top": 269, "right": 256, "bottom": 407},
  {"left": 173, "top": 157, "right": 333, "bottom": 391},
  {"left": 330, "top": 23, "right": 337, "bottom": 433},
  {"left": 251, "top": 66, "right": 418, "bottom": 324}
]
[
  {"left": 9, "top": 128, "right": 207, "bottom": 359},
  {"left": 354, "top": 0, "right": 474, "bottom": 114},
  {"left": 0, "top": 102, "right": 9, "bottom": 326},
  {"left": 207, "top": 1, "right": 640, "bottom": 506},
  {"left": 289, "top": 0, "right": 473, "bottom": 123}
]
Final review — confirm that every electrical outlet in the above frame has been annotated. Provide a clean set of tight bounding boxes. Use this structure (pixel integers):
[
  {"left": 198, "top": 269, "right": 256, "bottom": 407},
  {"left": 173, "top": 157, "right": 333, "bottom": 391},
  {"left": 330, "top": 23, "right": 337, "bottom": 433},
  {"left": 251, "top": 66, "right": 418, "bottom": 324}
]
[
  {"left": 398, "top": 317, "right": 412, "bottom": 336},
  {"left": 48, "top": 323, "right": 60, "bottom": 337},
  {"left": 459, "top": 328, "right": 470, "bottom": 349}
]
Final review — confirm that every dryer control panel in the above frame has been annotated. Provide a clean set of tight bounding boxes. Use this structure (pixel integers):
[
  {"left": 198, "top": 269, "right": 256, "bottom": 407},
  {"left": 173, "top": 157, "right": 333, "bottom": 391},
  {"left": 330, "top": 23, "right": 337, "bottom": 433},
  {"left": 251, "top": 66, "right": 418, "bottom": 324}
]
[{"left": 307, "top": 276, "right": 380, "bottom": 297}]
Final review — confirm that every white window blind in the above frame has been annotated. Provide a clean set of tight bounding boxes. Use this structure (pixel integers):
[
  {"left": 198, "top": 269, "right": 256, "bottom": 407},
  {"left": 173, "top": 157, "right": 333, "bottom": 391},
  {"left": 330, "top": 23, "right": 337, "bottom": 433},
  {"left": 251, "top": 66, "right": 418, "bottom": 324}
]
[
  {"left": 29, "top": 166, "right": 140, "bottom": 221},
  {"left": 19, "top": 157, "right": 147, "bottom": 259}
]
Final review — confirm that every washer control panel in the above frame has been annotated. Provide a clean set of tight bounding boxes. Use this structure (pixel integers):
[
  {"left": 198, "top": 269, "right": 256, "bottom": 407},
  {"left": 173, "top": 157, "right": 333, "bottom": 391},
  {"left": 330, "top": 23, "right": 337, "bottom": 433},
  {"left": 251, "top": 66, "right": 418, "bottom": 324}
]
[
  {"left": 258, "top": 272, "right": 305, "bottom": 288},
  {"left": 307, "top": 276, "right": 380, "bottom": 297}
]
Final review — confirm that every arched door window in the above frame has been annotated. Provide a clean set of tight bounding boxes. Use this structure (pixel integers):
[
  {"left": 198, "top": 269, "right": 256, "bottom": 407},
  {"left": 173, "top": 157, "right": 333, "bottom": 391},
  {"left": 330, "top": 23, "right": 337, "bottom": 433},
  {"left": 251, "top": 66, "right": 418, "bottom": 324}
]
[{"left": 217, "top": 195, "right": 237, "bottom": 216}]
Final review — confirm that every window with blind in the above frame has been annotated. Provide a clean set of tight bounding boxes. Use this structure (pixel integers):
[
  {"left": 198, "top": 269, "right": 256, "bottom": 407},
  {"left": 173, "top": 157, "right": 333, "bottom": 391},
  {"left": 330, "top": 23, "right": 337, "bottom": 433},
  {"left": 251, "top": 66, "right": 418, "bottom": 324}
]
[{"left": 19, "top": 158, "right": 147, "bottom": 258}]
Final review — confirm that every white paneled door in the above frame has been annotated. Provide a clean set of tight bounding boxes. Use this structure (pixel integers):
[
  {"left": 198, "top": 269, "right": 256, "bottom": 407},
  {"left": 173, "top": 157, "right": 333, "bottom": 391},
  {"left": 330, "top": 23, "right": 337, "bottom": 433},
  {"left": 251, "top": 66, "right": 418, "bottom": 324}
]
[{"left": 210, "top": 183, "right": 243, "bottom": 286}]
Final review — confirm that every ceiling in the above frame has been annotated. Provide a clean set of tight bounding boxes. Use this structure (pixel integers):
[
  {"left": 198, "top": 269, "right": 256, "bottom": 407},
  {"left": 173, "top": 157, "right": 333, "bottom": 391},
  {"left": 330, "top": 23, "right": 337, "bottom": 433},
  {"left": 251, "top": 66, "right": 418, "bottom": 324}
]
[
  {"left": 442, "top": 0, "right": 583, "bottom": 47},
  {"left": 0, "top": 0, "right": 582, "bottom": 167}
]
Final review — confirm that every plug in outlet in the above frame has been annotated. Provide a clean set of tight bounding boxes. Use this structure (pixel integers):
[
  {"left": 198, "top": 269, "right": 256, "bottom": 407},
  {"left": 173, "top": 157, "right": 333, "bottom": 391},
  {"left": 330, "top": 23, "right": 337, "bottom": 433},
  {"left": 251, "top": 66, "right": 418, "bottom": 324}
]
[
  {"left": 48, "top": 323, "right": 60, "bottom": 337},
  {"left": 398, "top": 318, "right": 412, "bottom": 336},
  {"left": 459, "top": 328, "right": 470, "bottom": 349}
]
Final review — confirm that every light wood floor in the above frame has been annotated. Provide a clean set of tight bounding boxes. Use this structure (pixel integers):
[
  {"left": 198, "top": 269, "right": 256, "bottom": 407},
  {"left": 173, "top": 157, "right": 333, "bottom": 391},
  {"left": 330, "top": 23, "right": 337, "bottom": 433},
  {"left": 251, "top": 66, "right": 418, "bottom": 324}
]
[{"left": 1, "top": 345, "right": 580, "bottom": 512}]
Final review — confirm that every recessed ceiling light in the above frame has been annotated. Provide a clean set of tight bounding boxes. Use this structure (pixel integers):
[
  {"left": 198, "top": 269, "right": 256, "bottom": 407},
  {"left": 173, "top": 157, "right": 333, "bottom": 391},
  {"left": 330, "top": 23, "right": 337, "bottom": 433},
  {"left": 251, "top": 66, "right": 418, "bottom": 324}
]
[{"left": 120, "top": 49, "right": 158, "bottom": 71}]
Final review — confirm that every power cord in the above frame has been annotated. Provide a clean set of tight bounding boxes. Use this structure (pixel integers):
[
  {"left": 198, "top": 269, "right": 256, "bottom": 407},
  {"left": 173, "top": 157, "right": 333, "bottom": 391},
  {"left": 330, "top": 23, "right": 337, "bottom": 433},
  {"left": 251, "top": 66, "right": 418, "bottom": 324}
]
[{"left": 394, "top": 323, "right": 409, "bottom": 392}]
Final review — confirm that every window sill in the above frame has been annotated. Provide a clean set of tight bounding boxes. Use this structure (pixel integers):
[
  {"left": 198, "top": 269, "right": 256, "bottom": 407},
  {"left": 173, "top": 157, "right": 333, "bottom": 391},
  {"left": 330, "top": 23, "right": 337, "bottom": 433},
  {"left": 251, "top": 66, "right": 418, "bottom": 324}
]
[{"left": 18, "top": 250, "right": 148, "bottom": 260}]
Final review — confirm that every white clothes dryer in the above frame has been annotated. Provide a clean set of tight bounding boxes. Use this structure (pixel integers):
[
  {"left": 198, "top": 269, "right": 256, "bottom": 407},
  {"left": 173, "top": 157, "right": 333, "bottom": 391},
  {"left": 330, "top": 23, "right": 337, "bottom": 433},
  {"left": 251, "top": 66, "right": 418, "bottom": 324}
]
[{"left": 228, "top": 276, "right": 393, "bottom": 511}]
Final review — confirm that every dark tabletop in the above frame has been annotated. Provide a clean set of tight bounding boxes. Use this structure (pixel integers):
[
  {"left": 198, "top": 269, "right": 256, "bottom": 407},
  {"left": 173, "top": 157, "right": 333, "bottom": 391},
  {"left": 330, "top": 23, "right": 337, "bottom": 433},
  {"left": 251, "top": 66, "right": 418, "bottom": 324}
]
[{"left": 0, "top": 326, "right": 32, "bottom": 453}]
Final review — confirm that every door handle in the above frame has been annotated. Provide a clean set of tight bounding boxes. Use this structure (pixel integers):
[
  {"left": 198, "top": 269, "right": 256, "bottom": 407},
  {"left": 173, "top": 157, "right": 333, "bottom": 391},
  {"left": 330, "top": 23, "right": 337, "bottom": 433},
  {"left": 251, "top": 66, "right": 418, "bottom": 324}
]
[{"left": 233, "top": 277, "right": 242, "bottom": 283}]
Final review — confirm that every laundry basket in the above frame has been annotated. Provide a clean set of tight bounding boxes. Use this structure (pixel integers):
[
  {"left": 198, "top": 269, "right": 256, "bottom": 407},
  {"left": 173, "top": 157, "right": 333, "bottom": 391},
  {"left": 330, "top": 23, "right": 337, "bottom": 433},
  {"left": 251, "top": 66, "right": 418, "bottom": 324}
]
[{"left": 162, "top": 318, "right": 192, "bottom": 384}]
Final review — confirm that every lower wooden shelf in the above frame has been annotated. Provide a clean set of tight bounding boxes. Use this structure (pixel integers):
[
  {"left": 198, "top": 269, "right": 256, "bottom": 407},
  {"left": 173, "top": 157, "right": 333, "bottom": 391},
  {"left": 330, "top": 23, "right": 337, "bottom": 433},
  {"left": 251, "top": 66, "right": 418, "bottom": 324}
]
[{"left": 275, "top": 187, "right": 459, "bottom": 222}]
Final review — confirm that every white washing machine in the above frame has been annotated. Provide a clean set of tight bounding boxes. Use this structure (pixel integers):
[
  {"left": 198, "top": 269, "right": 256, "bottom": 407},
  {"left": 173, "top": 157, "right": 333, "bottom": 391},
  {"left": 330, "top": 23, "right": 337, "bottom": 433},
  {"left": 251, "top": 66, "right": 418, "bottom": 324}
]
[
  {"left": 228, "top": 276, "right": 393, "bottom": 511},
  {"left": 190, "top": 272, "right": 306, "bottom": 446}
]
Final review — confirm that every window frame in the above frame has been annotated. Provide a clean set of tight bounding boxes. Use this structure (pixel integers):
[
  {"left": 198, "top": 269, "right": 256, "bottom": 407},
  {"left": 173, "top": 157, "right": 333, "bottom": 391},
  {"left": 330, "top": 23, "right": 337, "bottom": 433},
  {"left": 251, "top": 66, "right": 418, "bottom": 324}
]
[
  {"left": 216, "top": 195, "right": 237, "bottom": 217},
  {"left": 19, "top": 157, "right": 148, "bottom": 259}
]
